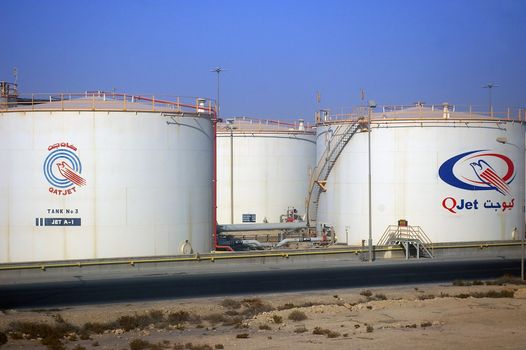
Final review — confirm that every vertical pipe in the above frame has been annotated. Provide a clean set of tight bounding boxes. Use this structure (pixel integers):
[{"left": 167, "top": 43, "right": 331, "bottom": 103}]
[
  {"left": 230, "top": 128, "right": 234, "bottom": 224},
  {"left": 368, "top": 107, "right": 373, "bottom": 262}
]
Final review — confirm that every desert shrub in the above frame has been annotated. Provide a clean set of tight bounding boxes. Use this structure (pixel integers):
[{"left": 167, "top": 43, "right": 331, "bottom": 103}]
[
  {"left": 288, "top": 310, "right": 307, "bottom": 321},
  {"left": 168, "top": 311, "right": 191, "bottom": 324},
  {"left": 117, "top": 314, "right": 152, "bottom": 331},
  {"left": 223, "top": 316, "right": 243, "bottom": 327},
  {"left": 374, "top": 293, "right": 387, "bottom": 300},
  {"left": 294, "top": 326, "right": 308, "bottom": 333},
  {"left": 456, "top": 293, "right": 470, "bottom": 299},
  {"left": 418, "top": 294, "right": 435, "bottom": 300},
  {"left": 277, "top": 303, "right": 295, "bottom": 310},
  {"left": 203, "top": 313, "right": 226, "bottom": 325},
  {"left": 313, "top": 327, "right": 340, "bottom": 337},
  {"left": 72, "top": 345, "right": 86, "bottom": 350},
  {"left": 241, "top": 298, "right": 273, "bottom": 317},
  {"left": 9, "top": 320, "right": 77, "bottom": 340},
  {"left": 271, "top": 315, "right": 283, "bottom": 324},
  {"left": 214, "top": 345, "right": 224, "bottom": 350},
  {"left": 360, "top": 290, "right": 372, "bottom": 297},
  {"left": 0, "top": 332, "right": 7, "bottom": 346},
  {"left": 148, "top": 310, "right": 165, "bottom": 323},
  {"left": 472, "top": 280, "right": 484, "bottom": 285},
  {"left": 405, "top": 324, "right": 417, "bottom": 328},
  {"left": 41, "top": 337, "right": 65, "bottom": 350},
  {"left": 366, "top": 325, "right": 374, "bottom": 333},
  {"left": 440, "top": 292, "right": 450, "bottom": 298},
  {"left": 420, "top": 321, "right": 432, "bottom": 328},
  {"left": 452, "top": 280, "right": 470, "bottom": 286},
  {"left": 82, "top": 322, "right": 113, "bottom": 334},
  {"left": 259, "top": 324, "right": 271, "bottom": 330},
  {"left": 91, "top": 341, "right": 99, "bottom": 347},
  {"left": 473, "top": 290, "right": 514, "bottom": 298},
  {"left": 173, "top": 344, "right": 184, "bottom": 350},
  {"left": 221, "top": 299, "right": 241, "bottom": 309},
  {"left": 224, "top": 310, "right": 239, "bottom": 316},
  {"left": 130, "top": 339, "right": 151, "bottom": 350},
  {"left": 236, "top": 333, "right": 249, "bottom": 339}
]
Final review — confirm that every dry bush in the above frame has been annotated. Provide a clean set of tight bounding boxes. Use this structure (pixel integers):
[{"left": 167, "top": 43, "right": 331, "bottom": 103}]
[
  {"left": 167, "top": 311, "right": 191, "bottom": 324},
  {"left": 72, "top": 345, "right": 86, "bottom": 350},
  {"left": 0, "top": 332, "right": 7, "bottom": 346},
  {"left": 360, "top": 290, "right": 372, "bottom": 297},
  {"left": 214, "top": 345, "right": 224, "bottom": 350},
  {"left": 241, "top": 298, "right": 273, "bottom": 317},
  {"left": 312, "top": 327, "right": 340, "bottom": 338},
  {"left": 294, "top": 326, "right": 308, "bottom": 333},
  {"left": 271, "top": 315, "right": 283, "bottom": 324},
  {"left": 288, "top": 310, "right": 308, "bottom": 321},
  {"left": 366, "top": 325, "right": 374, "bottom": 333},
  {"left": 420, "top": 321, "right": 432, "bottom": 328},
  {"left": 374, "top": 293, "right": 387, "bottom": 300},
  {"left": 221, "top": 299, "right": 241, "bottom": 309},
  {"left": 418, "top": 294, "right": 435, "bottom": 300},
  {"left": 236, "top": 333, "right": 249, "bottom": 339},
  {"left": 203, "top": 313, "right": 226, "bottom": 325},
  {"left": 259, "top": 324, "right": 271, "bottom": 330},
  {"left": 277, "top": 303, "right": 295, "bottom": 310}
]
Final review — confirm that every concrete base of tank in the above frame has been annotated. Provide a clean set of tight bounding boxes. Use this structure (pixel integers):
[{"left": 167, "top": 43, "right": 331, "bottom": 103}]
[{"left": 0, "top": 240, "right": 523, "bottom": 285}]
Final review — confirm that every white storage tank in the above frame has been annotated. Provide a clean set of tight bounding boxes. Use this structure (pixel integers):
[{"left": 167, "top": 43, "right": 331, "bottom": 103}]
[
  {"left": 0, "top": 92, "right": 215, "bottom": 263},
  {"left": 217, "top": 117, "right": 316, "bottom": 224},
  {"left": 311, "top": 104, "right": 526, "bottom": 244}
]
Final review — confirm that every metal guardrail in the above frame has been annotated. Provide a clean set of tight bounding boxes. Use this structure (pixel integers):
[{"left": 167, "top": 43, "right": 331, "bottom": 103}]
[
  {"left": 319, "top": 104, "right": 525, "bottom": 124},
  {"left": 0, "top": 91, "right": 216, "bottom": 115},
  {"left": 217, "top": 116, "right": 315, "bottom": 133},
  {"left": 1, "top": 241, "right": 522, "bottom": 272}
]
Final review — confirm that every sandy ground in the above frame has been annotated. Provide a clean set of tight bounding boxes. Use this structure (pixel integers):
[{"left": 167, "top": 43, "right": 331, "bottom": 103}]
[{"left": 1, "top": 282, "right": 525, "bottom": 350}]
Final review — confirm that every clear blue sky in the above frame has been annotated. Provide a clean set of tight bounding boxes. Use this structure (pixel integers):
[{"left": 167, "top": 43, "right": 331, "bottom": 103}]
[{"left": 2, "top": 0, "right": 525, "bottom": 121}]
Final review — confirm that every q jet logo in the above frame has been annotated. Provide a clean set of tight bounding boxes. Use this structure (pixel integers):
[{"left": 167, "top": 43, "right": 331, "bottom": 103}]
[
  {"left": 439, "top": 150, "right": 515, "bottom": 195},
  {"left": 439, "top": 150, "right": 515, "bottom": 214},
  {"left": 44, "top": 142, "right": 86, "bottom": 196}
]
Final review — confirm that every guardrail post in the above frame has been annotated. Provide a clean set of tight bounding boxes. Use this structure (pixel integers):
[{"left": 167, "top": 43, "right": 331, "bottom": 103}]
[
  {"left": 61, "top": 94, "right": 64, "bottom": 110},
  {"left": 92, "top": 93, "right": 95, "bottom": 110},
  {"left": 152, "top": 96, "right": 155, "bottom": 111},
  {"left": 124, "top": 94, "right": 127, "bottom": 110},
  {"left": 31, "top": 94, "right": 34, "bottom": 111}
]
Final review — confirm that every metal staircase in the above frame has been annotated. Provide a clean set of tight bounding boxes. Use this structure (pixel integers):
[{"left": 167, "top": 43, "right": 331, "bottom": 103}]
[
  {"left": 306, "top": 119, "right": 363, "bottom": 227},
  {"left": 377, "top": 224, "right": 434, "bottom": 259}
]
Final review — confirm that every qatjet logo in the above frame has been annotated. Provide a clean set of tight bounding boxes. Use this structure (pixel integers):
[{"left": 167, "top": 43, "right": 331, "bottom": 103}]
[
  {"left": 44, "top": 142, "right": 86, "bottom": 196},
  {"left": 438, "top": 150, "right": 515, "bottom": 214}
]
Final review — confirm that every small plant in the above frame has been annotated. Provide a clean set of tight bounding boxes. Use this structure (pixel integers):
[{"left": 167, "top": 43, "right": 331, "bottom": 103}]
[
  {"left": 288, "top": 310, "right": 308, "bottom": 321},
  {"left": 168, "top": 311, "right": 191, "bottom": 324},
  {"left": 0, "top": 331, "right": 7, "bottom": 346},
  {"left": 453, "top": 280, "right": 470, "bottom": 286},
  {"left": 405, "top": 324, "right": 417, "bottom": 328},
  {"left": 360, "top": 290, "right": 372, "bottom": 297},
  {"left": 472, "top": 280, "right": 484, "bottom": 285},
  {"left": 224, "top": 310, "right": 239, "bottom": 316},
  {"left": 241, "top": 299, "right": 273, "bottom": 317},
  {"left": 374, "top": 293, "right": 387, "bottom": 300},
  {"left": 420, "top": 321, "right": 432, "bottom": 328},
  {"left": 366, "top": 325, "right": 374, "bottom": 333},
  {"left": 277, "top": 303, "right": 295, "bottom": 310},
  {"left": 221, "top": 299, "right": 241, "bottom": 309},
  {"left": 72, "top": 345, "right": 86, "bottom": 350},
  {"left": 327, "top": 330, "right": 340, "bottom": 338},
  {"left": 418, "top": 294, "right": 435, "bottom": 300},
  {"left": 92, "top": 341, "right": 99, "bottom": 347},
  {"left": 294, "top": 326, "right": 308, "bottom": 333},
  {"left": 333, "top": 295, "right": 339, "bottom": 299},
  {"left": 312, "top": 327, "right": 340, "bottom": 338},
  {"left": 440, "top": 292, "right": 450, "bottom": 297},
  {"left": 214, "top": 345, "right": 224, "bottom": 350},
  {"left": 173, "top": 344, "right": 184, "bottom": 350},
  {"left": 343, "top": 333, "right": 349, "bottom": 337},
  {"left": 259, "top": 324, "right": 271, "bottom": 330},
  {"left": 203, "top": 313, "right": 226, "bottom": 325},
  {"left": 354, "top": 324, "right": 360, "bottom": 329},
  {"left": 236, "top": 333, "right": 249, "bottom": 339},
  {"left": 130, "top": 339, "right": 152, "bottom": 350},
  {"left": 271, "top": 315, "right": 283, "bottom": 324},
  {"left": 149, "top": 310, "right": 165, "bottom": 322}
]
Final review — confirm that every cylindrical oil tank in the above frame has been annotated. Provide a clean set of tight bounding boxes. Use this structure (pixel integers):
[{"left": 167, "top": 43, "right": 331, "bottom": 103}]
[
  {"left": 313, "top": 105, "right": 525, "bottom": 244},
  {"left": 0, "top": 92, "right": 214, "bottom": 263},
  {"left": 217, "top": 117, "right": 316, "bottom": 224}
]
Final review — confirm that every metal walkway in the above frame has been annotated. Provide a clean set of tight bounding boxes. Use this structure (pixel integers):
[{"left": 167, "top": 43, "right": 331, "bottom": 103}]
[{"left": 378, "top": 224, "right": 434, "bottom": 259}]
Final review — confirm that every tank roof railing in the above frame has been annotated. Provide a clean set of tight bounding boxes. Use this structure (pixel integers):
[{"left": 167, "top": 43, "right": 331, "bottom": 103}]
[
  {"left": 0, "top": 90, "right": 216, "bottom": 116},
  {"left": 319, "top": 104, "right": 526, "bottom": 124},
  {"left": 218, "top": 116, "right": 316, "bottom": 133}
]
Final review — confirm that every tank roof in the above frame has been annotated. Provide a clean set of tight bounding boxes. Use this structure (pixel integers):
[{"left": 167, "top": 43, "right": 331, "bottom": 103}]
[
  {"left": 218, "top": 116, "right": 315, "bottom": 134},
  {"left": 0, "top": 91, "right": 215, "bottom": 115}
]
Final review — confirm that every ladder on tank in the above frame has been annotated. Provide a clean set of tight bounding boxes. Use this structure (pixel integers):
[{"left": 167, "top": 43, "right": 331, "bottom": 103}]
[
  {"left": 305, "top": 117, "right": 364, "bottom": 228},
  {"left": 377, "top": 224, "right": 434, "bottom": 259}
]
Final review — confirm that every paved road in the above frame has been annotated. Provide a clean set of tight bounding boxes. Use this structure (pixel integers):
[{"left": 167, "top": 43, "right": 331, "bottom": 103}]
[{"left": 0, "top": 258, "right": 519, "bottom": 309}]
